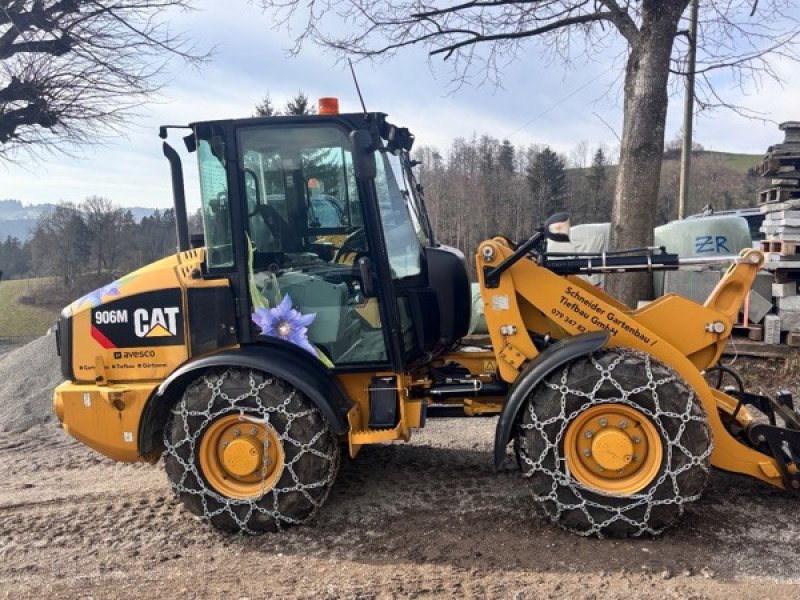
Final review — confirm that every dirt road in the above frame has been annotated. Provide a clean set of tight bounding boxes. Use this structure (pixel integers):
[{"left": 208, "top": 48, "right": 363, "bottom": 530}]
[{"left": 1, "top": 416, "right": 799, "bottom": 599}]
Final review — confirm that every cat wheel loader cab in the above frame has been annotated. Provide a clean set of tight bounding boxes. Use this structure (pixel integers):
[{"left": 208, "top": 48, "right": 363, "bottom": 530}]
[{"left": 53, "top": 99, "right": 800, "bottom": 538}]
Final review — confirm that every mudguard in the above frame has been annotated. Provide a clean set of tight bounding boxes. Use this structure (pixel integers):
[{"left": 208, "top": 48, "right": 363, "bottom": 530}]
[
  {"left": 493, "top": 330, "right": 610, "bottom": 469},
  {"left": 138, "top": 339, "right": 352, "bottom": 454}
]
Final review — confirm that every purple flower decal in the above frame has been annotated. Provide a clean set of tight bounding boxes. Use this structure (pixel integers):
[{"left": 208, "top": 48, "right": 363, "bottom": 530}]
[
  {"left": 76, "top": 282, "right": 122, "bottom": 308},
  {"left": 252, "top": 295, "right": 318, "bottom": 357}
]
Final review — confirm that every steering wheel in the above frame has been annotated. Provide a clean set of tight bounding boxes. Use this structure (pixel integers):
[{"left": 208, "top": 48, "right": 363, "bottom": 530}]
[{"left": 333, "top": 228, "right": 367, "bottom": 264}]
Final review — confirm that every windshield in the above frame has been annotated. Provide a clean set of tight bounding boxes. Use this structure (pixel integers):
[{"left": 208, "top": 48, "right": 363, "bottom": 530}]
[{"left": 374, "top": 150, "right": 432, "bottom": 279}]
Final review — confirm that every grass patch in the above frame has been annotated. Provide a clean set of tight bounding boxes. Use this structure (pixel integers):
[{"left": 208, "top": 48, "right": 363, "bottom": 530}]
[
  {"left": 704, "top": 151, "right": 762, "bottom": 174},
  {"left": 0, "top": 277, "right": 61, "bottom": 338}
]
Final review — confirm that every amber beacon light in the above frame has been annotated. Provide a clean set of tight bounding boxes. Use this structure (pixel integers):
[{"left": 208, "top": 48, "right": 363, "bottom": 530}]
[{"left": 318, "top": 97, "right": 340, "bottom": 115}]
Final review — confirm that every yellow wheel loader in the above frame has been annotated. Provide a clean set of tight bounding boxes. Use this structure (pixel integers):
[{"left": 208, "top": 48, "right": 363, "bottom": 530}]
[{"left": 53, "top": 100, "right": 800, "bottom": 537}]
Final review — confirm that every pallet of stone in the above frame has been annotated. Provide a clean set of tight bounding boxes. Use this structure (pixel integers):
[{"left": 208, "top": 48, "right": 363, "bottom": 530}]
[
  {"left": 759, "top": 187, "right": 800, "bottom": 204},
  {"left": 764, "top": 142, "right": 800, "bottom": 157},
  {"left": 761, "top": 239, "right": 800, "bottom": 256},
  {"left": 760, "top": 158, "right": 800, "bottom": 178},
  {"left": 760, "top": 199, "right": 800, "bottom": 213},
  {"left": 764, "top": 257, "right": 800, "bottom": 271},
  {"left": 787, "top": 331, "right": 800, "bottom": 347},
  {"left": 764, "top": 207, "right": 800, "bottom": 221},
  {"left": 759, "top": 225, "right": 800, "bottom": 238},
  {"left": 762, "top": 232, "right": 800, "bottom": 243},
  {"left": 763, "top": 209, "right": 800, "bottom": 221},
  {"left": 762, "top": 222, "right": 800, "bottom": 232}
]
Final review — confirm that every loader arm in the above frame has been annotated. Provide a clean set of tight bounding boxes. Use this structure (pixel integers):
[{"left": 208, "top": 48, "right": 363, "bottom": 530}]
[{"left": 477, "top": 239, "right": 787, "bottom": 490}]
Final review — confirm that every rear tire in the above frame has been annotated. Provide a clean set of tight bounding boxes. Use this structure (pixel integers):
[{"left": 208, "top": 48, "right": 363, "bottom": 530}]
[
  {"left": 163, "top": 368, "right": 340, "bottom": 534},
  {"left": 515, "top": 348, "right": 712, "bottom": 537}
]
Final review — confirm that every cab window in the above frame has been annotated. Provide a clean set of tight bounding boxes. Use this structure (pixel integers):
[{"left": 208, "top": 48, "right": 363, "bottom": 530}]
[{"left": 197, "top": 134, "right": 233, "bottom": 270}]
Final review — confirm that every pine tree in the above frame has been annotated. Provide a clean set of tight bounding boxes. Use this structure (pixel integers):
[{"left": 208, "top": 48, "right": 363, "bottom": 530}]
[
  {"left": 284, "top": 92, "right": 316, "bottom": 116},
  {"left": 526, "top": 146, "right": 566, "bottom": 221},
  {"left": 587, "top": 148, "right": 608, "bottom": 187},
  {"left": 498, "top": 140, "right": 515, "bottom": 172},
  {"left": 254, "top": 93, "right": 277, "bottom": 117}
]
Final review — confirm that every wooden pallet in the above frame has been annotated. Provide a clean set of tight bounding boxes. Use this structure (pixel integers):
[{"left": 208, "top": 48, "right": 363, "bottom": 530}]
[
  {"left": 760, "top": 156, "right": 800, "bottom": 177},
  {"left": 759, "top": 187, "right": 800, "bottom": 204},
  {"left": 761, "top": 239, "right": 800, "bottom": 256},
  {"left": 787, "top": 331, "right": 800, "bottom": 347}
]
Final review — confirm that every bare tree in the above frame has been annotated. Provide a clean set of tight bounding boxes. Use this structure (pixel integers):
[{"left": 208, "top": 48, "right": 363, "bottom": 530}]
[
  {"left": 30, "top": 202, "right": 90, "bottom": 286},
  {"left": 258, "top": 0, "right": 800, "bottom": 303},
  {"left": 569, "top": 140, "right": 589, "bottom": 169},
  {"left": 0, "top": 1, "right": 206, "bottom": 160},
  {"left": 81, "top": 195, "right": 133, "bottom": 276}
]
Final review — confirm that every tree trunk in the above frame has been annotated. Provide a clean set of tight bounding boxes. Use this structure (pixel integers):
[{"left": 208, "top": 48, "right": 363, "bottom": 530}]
[{"left": 605, "top": 1, "right": 688, "bottom": 306}]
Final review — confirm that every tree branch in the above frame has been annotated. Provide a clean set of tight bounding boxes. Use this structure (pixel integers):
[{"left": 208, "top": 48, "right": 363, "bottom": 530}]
[{"left": 429, "top": 11, "right": 612, "bottom": 56}]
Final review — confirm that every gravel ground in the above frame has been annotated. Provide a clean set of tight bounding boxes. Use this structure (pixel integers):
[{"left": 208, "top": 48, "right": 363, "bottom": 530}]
[
  {"left": 0, "top": 334, "right": 62, "bottom": 433},
  {"left": 1, "top": 416, "right": 799, "bottom": 599},
  {"left": 1, "top": 339, "right": 799, "bottom": 598}
]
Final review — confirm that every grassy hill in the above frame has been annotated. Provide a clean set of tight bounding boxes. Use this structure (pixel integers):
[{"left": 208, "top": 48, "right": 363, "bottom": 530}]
[
  {"left": 695, "top": 151, "right": 761, "bottom": 174},
  {"left": 0, "top": 278, "right": 60, "bottom": 338}
]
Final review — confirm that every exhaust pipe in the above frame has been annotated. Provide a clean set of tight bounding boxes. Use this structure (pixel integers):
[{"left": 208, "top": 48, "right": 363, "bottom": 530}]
[{"left": 162, "top": 141, "right": 190, "bottom": 252}]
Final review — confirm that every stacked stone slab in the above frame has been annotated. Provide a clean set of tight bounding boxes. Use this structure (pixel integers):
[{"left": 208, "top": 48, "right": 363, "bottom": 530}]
[{"left": 759, "top": 122, "right": 800, "bottom": 341}]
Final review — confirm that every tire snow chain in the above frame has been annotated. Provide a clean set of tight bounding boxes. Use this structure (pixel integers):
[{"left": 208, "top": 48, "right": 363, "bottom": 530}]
[
  {"left": 517, "top": 350, "right": 713, "bottom": 537},
  {"left": 164, "top": 370, "right": 339, "bottom": 534}
]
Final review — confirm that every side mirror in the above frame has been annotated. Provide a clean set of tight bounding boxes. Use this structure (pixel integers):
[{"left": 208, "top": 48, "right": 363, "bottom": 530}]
[
  {"left": 358, "top": 256, "right": 376, "bottom": 297},
  {"left": 350, "top": 130, "right": 376, "bottom": 180},
  {"left": 545, "top": 212, "right": 571, "bottom": 243}
]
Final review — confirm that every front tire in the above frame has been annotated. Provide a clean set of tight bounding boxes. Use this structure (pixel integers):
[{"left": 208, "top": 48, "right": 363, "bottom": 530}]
[
  {"left": 515, "top": 348, "right": 712, "bottom": 537},
  {"left": 163, "top": 368, "right": 340, "bottom": 534}
]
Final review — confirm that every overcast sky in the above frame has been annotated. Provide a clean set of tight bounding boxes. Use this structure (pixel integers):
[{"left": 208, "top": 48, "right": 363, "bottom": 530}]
[{"left": 2, "top": 1, "right": 799, "bottom": 211}]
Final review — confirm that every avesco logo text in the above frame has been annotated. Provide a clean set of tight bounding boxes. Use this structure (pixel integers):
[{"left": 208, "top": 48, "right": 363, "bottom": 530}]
[{"left": 114, "top": 350, "right": 156, "bottom": 359}]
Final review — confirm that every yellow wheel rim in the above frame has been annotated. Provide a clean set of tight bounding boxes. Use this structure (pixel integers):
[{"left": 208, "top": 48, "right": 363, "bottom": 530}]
[
  {"left": 199, "top": 414, "right": 284, "bottom": 500},
  {"left": 564, "top": 404, "right": 663, "bottom": 495}
]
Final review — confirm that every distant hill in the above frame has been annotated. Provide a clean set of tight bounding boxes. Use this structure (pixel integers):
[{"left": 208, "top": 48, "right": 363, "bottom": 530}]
[
  {"left": 670, "top": 151, "right": 762, "bottom": 174},
  {"left": 0, "top": 200, "right": 155, "bottom": 241}
]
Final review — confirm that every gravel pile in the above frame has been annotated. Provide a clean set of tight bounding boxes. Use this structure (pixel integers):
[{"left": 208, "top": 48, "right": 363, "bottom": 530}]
[{"left": 0, "top": 333, "right": 63, "bottom": 432}]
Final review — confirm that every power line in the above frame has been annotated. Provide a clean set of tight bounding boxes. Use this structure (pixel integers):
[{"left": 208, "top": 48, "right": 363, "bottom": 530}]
[{"left": 506, "top": 66, "right": 616, "bottom": 140}]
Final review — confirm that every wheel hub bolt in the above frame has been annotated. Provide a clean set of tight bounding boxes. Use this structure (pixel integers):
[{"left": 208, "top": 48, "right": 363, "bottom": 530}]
[
  {"left": 758, "top": 434, "right": 766, "bottom": 443},
  {"left": 619, "top": 420, "right": 627, "bottom": 429},
  {"left": 233, "top": 428, "right": 241, "bottom": 437},
  {"left": 632, "top": 436, "right": 641, "bottom": 444},
  {"left": 632, "top": 455, "right": 639, "bottom": 462},
  {"left": 222, "top": 441, "right": 228, "bottom": 448},
  {"left": 599, "top": 418, "right": 608, "bottom": 427},
  {"left": 251, "top": 427, "right": 258, "bottom": 436},
  {"left": 597, "top": 465, "right": 605, "bottom": 472},
  {"left": 584, "top": 431, "right": 593, "bottom": 439},
  {"left": 583, "top": 449, "right": 592, "bottom": 457}
]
